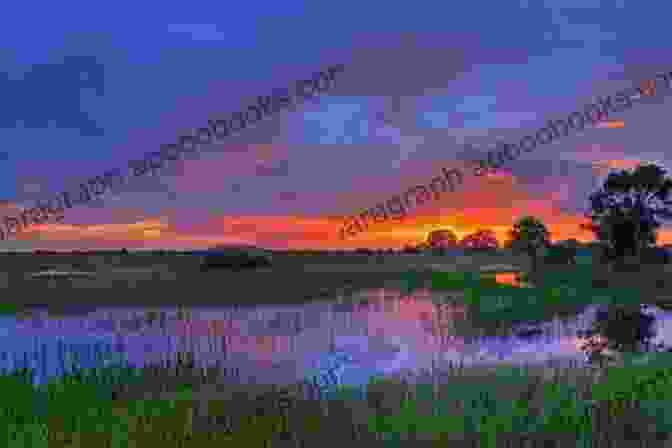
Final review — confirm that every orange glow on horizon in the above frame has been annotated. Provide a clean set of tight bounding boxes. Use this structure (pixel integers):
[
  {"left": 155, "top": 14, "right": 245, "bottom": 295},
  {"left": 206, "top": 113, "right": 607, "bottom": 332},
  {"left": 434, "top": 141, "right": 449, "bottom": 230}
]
[
  {"left": 3, "top": 151, "right": 672, "bottom": 250},
  {"left": 7, "top": 208, "right": 672, "bottom": 250}
]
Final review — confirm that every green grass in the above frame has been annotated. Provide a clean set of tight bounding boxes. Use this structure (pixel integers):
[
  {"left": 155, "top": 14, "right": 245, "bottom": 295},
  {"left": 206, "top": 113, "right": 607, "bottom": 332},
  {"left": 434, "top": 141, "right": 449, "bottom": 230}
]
[
  {"left": 0, "top": 303, "right": 20, "bottom": 315},
  {"left": 361, "top": 356, "right": 672, "bottom": 447},
  {"left": 0, "top": 365, "right": 198, "bottom": 447},
  {"left": 575, "top": 255, "right": 593, "bottom": 265},
  {"left": 428, "top": 271, "right": 483, "bottom": 290},
  {"left": 423, "top": 265, "right": 645, "bottom": 325},
  {"left": 363, "top": 367, "right": 594, "bottom": 445},
  {"left": 3, "top": 355, "right": 672, "bottom": 447}
]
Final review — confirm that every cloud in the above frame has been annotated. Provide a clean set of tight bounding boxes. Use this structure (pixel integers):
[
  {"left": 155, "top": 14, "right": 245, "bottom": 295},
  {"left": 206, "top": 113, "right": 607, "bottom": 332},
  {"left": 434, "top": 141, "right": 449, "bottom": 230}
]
[
  {"left": 255, "top": 159, "right": 289, "bottom": 177},
  {"left": 278, "top": 191, "right": 297, "bottom": 201},
  {"left": 0, "top": 55, "right": 105, "bottom": 136},
  {"left": 167, "top": 24, "right": 227, "bottom": 41}
]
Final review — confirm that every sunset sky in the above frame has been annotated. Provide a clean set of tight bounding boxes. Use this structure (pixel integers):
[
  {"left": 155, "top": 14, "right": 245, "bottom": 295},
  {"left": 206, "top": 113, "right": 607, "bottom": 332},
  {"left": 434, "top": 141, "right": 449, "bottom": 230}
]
[{"left": 1, "top": 0, "right": 672, "bottom": 251}]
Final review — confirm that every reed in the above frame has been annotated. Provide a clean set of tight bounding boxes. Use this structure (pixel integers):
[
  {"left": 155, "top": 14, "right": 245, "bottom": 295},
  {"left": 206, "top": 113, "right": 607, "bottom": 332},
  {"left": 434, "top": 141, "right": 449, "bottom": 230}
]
[{"left": 3, "top": 354, "right": 672, "bottom": 447}]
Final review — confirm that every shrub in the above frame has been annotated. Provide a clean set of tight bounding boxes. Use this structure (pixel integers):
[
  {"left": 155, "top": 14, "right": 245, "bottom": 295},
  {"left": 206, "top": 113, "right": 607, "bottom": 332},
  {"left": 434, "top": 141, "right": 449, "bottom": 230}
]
[
  {"left": 641, "top": 247, "right": 670, "bottom": 265},
  {"left": 543, "top": 245, "right": 577, "bottom": 265}
]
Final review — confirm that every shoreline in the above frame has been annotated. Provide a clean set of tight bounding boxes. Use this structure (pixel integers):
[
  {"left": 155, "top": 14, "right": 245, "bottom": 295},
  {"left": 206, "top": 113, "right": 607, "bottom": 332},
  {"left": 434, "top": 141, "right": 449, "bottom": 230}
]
[
  {"left": 0, "top": 252, "right": 531, "bottom": 308},
  {"left": 5, "top": 265, "right": 439, "bottom": 308}
]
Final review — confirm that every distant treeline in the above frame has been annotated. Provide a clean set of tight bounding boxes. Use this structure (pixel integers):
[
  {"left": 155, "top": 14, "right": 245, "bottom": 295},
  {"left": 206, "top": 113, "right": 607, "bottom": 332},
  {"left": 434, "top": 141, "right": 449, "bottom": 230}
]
[{"left": 0, "top": 243, "right": 633, "bottom": 257}]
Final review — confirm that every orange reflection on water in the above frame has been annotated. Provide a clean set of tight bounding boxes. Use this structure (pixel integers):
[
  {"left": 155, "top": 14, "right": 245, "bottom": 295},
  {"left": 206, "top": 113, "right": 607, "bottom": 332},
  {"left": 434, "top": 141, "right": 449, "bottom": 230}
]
[{"left": 494, "top": 272, "right": 520, "bottom": 287}]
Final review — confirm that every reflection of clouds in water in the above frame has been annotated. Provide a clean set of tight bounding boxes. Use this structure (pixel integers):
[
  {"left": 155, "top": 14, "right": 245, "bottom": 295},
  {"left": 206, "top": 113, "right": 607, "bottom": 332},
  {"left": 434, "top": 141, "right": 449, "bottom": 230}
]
[
  {"left": 334, "top": 336, "right": 402, "bottom": 364},
  {"left": 5, "top": 300, "right": 671, "bottom": 389},
  {"left": 308, "top": 347, "right": 401, "bottom": 393}
]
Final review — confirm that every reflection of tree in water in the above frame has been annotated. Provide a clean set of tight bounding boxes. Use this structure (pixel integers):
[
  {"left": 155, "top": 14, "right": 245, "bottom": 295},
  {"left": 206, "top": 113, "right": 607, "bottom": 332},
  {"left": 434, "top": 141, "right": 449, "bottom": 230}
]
[{"left": 579, "top": 304, "right": 657, "bottom": 364}]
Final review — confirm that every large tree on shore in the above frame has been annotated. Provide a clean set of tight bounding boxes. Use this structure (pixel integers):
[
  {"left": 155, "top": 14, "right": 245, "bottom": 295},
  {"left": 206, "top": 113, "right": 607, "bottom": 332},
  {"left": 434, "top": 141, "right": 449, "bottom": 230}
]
[
  {"left": 507, "top": 216, "right": 551, "bottom": 273},
  {"left": 581, "top": 163, "right": 672, "bottom": 262}
]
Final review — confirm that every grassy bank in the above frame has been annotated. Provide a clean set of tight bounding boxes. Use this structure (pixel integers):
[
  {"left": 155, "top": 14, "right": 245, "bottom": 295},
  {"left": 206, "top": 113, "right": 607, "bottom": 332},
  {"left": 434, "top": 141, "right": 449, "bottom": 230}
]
[
  {"left": 3, "top": 353, "right": 672, "bottom": 447},
  {"left": 0, "top": 252, "right": 496, "bottom": 307},
  {"left": 420, "top": 264, "right": 669, "bottom": 327},
  {"left": 0, "top": 251, "right": 526, "bottom": 309},
  {"left": 362, "top": 354, "right": 672, "bottom": 447}
]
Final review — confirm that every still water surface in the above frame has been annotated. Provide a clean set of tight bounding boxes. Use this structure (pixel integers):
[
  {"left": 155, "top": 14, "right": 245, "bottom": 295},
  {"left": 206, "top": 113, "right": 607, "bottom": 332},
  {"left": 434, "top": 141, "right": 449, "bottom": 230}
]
[{"left": 2, "top": 280, "right": 671, "bottom": 389}]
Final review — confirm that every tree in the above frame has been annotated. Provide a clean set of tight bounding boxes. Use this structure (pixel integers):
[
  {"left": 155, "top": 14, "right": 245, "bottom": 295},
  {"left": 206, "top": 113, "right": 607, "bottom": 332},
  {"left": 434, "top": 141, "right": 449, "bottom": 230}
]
[
  {"left": 581, "top": 163, "right": 672, "bottom": 264},
  {"left": 459, "top": 229, "right": 499, "bottom": 250},
  {"left": 355, "top": 248, "right": 373, "bottom": 255},
  {"left": 507, "top": 216, "right": 550, "bottom": 273},
  {"left": 426, "top": 229, "right": 458, "bottom": 252},
  {"left": 425, "top": 229, "right": 458, "bottom": 256}
]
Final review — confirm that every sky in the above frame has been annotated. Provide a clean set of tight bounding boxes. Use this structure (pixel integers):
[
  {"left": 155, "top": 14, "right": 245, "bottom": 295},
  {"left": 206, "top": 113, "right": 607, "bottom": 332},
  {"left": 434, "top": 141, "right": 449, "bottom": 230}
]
[{"left": 1, "top": 0, "right": 672, "bottom": 251}]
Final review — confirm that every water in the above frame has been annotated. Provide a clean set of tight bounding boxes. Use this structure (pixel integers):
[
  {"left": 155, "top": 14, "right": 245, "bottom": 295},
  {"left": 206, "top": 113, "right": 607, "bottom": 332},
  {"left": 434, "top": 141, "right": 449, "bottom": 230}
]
[{"left": 3, "top": 279, "right": 672, "bottom": 390}]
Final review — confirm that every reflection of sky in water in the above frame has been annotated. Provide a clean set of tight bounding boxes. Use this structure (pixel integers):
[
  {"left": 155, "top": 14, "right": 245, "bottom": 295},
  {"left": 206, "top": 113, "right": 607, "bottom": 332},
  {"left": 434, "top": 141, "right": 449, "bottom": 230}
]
[
  {"left": 2, "top": 293, "right": 670, "bottom": 388},
  {"left": 643, "top": 305, "right": 672, "bottom": 347}
]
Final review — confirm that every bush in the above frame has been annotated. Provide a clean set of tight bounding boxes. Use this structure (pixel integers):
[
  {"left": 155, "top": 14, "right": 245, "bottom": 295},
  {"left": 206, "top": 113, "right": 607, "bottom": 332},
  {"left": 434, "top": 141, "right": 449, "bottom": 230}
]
[
  {"left": 641, "top": 247, "right": 670, "bottom": 265},
  {"left": 200, "top": 246, "right": 272, "bottom": 271},
  {"left": 543, "top": 245, "right": 577, "bottom": 265}
]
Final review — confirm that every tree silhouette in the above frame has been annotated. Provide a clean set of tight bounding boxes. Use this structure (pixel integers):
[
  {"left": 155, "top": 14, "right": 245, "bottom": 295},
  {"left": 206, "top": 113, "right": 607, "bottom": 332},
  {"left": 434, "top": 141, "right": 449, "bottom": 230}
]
[
  {"left": 426, "top": 229, "right": 458, "bottom": 255},
  {"left": 459, "top": 229, "right": 499, "bottom": 250},
  {"left": 507, "top": 216, "right": 550, "bottom": 273},
  {"left": 582, "top": 163, "right": 672, "bottom": 264},
  {"left": 355, "top": 248, "right": 373, "bottom": 255}
]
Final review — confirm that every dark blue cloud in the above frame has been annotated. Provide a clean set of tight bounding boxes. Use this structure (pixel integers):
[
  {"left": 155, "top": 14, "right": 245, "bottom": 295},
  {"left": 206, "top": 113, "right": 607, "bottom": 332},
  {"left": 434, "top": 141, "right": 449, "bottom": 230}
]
[{"left": 0, "top": 55, "right": 105, "bottom": 136}]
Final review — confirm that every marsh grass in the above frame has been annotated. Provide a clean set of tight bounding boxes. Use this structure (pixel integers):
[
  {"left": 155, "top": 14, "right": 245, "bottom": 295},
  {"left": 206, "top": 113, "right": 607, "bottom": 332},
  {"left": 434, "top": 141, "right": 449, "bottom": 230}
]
[
  {"left": 0, "top": 364, "right": 203, "bottom": 447},
  {"left": 2, "top": 354, "right": 672, "bottom": 447},
  {"left": 358, "top": 356, "right": 672, "bottom": 447},
  {"left": 425, "top": 266, "right": 646, "bottom": 326}
]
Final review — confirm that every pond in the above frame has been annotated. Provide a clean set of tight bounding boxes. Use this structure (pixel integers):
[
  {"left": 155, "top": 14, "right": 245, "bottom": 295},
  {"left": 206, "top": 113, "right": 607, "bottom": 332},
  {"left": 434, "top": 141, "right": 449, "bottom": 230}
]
[{"left": 2, "top": 272, "right": 671, "bottom": 391}]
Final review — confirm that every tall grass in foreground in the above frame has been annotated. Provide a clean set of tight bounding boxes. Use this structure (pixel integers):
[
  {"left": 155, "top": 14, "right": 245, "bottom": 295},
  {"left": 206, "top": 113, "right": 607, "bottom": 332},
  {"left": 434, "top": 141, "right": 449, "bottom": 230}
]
[
  {"left": 2, "top": 354, "right": 672, "bottom": 447},
  {"left": 363, "top": 356, "right": 672, "bottom": 447}
]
